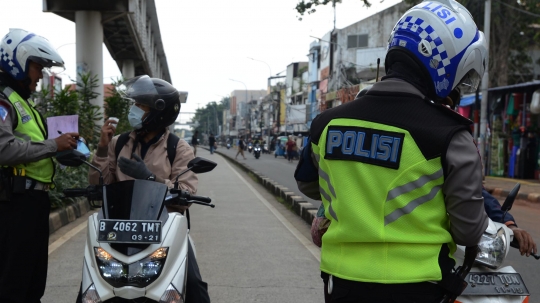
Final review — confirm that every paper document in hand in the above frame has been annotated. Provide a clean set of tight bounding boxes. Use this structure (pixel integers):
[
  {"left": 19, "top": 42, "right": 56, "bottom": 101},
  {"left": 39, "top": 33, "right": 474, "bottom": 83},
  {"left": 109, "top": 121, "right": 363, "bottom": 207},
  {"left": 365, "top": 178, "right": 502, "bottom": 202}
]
[{"left": 47, "top": 115, "right": 79, "bottom": 139}]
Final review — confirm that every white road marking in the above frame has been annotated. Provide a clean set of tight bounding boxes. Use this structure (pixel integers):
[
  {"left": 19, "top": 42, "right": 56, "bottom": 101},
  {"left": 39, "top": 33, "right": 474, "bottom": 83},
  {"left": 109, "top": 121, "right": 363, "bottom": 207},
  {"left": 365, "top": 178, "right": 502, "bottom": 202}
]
[
  {"left": 48, "top": 220, "right": 87, "bottom": 255},
  {"left": 222, "top": 158, "right": 321, "bottom": 262}
]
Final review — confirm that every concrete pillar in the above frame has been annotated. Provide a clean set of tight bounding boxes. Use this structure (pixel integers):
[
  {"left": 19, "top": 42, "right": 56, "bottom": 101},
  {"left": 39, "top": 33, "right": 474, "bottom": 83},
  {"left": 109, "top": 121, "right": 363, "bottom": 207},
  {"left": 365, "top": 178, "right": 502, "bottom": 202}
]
[
  {"left": 122, "top": 59, "right": 135, "bottom": 79},
  {"left": 75, "top": 11, "right": 104, "bottom": 125}
]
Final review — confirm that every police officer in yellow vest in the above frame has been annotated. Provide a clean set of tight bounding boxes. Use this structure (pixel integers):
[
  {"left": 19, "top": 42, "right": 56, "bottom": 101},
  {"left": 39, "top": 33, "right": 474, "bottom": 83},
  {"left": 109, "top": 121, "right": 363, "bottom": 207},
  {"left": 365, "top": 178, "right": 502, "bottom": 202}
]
[
  {"left": 295, "top": 1, "right": 489, "bottom": 301},
  {"left": 0, "top": 29, "right": 79, "bottom": 303}
]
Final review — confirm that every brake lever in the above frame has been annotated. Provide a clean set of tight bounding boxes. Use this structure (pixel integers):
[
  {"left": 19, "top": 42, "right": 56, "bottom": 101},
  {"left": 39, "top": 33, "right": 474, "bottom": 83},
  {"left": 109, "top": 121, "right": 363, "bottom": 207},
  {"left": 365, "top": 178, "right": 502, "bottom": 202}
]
[
  {"left": 187, "top": 200, "right": 215, "bottom": 208},
  {"left": 511, "top": 238, "right": 540, "bottom": 260}
]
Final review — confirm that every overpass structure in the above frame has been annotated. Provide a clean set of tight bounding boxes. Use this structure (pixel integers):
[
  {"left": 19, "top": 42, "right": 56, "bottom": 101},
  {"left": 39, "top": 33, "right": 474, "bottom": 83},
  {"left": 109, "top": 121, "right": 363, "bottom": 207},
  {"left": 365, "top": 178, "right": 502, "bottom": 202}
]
[{"left": 43, "top": 0, "right": 172, "bottom": 119}]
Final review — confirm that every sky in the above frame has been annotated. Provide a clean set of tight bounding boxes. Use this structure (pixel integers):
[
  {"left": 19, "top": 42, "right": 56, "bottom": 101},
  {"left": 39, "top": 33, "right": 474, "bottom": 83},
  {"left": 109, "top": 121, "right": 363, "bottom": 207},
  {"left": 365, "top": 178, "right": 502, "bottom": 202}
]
[{"left": 2, "top": 0, "right": 402, "bottom": 124}]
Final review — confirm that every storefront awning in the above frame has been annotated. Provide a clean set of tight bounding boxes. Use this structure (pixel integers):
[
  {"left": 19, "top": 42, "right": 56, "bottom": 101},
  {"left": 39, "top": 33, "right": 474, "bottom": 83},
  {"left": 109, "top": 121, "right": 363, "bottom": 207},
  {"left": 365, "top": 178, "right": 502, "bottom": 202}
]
[
  {"left": 460, "top": 80, "right": 540, "bottom": 107},
  {"left": 488, "top": 80, "right": 540, "bottom": 95}
]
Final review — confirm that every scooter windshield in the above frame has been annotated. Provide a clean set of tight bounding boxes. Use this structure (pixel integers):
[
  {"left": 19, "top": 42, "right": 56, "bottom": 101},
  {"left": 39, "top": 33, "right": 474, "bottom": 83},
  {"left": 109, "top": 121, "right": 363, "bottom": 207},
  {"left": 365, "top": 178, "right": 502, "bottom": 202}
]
[{"left": 103, "top": 180, "right": 168, "bottom": 220}]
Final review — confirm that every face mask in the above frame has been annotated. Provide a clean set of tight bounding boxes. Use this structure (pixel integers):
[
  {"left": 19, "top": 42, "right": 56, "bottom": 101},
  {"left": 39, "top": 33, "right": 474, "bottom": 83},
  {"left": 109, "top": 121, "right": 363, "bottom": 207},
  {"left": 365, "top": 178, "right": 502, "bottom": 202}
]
[{"left": 128, "top": 105, "right": 146, "bottom": 129}]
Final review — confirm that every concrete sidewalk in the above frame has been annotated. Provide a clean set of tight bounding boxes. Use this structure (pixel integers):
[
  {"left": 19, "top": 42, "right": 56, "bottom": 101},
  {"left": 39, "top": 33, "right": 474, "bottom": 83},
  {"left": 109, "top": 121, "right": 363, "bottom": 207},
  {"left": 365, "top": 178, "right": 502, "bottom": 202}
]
[
  {"left": 189, "top": 148, "right": 323, "bottom": 302},
  {"left": 483, "top": 176, "right": 540, "bottom": 204},
  {"left": 205, "top": 146, "right": 320, "bottom": 227}
]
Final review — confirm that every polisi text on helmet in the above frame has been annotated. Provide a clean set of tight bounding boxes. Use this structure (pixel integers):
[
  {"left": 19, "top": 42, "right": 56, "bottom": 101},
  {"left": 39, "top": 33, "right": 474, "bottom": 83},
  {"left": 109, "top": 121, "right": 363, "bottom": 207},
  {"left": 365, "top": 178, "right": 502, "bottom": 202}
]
[{"left": 420, "top": 2, "right": 456, "bottom": 25}]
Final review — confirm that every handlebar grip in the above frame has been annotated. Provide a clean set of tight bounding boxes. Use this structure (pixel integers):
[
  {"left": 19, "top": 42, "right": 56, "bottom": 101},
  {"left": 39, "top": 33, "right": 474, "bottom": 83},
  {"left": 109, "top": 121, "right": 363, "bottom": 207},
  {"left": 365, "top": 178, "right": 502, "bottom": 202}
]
[
  {"left": 63, "top": 188, "right": 87, "bottom": 197},
  {"left": 189, "top": 195, "right": 212, "bottom": 203}
]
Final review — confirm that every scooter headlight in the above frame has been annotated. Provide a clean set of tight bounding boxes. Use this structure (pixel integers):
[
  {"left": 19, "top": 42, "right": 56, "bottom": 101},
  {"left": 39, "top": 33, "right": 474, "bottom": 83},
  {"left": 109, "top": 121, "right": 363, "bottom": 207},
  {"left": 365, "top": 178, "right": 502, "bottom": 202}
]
[
  {"left": 94, "top": 248, "right": 124, "bottom": 280},
  {"left": 94, "top": 247, "right": 168, "bottom": 287},
  {"left": 475, "top": 227, "right": 507, "bottom": 269}
]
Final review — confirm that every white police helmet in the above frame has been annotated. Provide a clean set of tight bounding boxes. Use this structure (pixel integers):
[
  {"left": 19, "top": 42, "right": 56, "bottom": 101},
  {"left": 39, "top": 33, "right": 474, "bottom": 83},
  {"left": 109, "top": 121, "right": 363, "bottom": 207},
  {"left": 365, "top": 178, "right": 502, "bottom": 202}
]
[
  {"left": 0, "top": 28, "right": 64, "bottom": 80},
  {"left": 386, "top": 0, "right": 487, "bottom": 98}
]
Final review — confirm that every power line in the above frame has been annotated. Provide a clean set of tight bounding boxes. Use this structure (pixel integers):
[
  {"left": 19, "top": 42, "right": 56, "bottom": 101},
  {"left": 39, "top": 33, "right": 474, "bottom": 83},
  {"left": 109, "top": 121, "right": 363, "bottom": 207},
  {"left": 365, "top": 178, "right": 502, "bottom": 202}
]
[{"left": 494, "top": 0, "right": 540, "bottom": 18}]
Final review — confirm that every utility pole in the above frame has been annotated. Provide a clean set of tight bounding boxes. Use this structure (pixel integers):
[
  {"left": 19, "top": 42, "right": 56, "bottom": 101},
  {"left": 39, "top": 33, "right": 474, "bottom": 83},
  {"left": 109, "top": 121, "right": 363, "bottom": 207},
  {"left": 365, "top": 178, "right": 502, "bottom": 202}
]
[
  {"left": 479, "top": 0, "right": 491, "bottom": 174},
  {"left": 212, "top": 103, "right": 219, "bottom": 136},
  {"left": 332, "top": 0, "right": 336, "bottom": 30},
  {"left": 275, "top": 91, "right": 281, "bottom": 135}
]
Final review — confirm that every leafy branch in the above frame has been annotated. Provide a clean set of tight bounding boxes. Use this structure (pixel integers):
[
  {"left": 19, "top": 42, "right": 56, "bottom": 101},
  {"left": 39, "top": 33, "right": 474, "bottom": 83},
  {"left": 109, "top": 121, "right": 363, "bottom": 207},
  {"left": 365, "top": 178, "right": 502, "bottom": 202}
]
[{"left": 295, "top": 0, "right": 371, "bottom": 20}]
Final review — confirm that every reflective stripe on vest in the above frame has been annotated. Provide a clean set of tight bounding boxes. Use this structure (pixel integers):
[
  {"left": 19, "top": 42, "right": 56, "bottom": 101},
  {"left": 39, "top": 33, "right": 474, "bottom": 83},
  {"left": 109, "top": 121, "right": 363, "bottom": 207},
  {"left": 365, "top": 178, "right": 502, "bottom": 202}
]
[
  {"left": 2, "top": 87, "right": 54, "bottom": 183},
  {"left": 315, "top": 118, "right": 454, "bottom": 284}
]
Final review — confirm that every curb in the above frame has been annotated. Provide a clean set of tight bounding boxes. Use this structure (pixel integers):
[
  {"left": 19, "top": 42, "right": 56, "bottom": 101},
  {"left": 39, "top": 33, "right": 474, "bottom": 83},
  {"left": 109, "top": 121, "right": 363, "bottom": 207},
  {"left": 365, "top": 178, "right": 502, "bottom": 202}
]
[
  {"left": 485, "top": 187, "right": 540, "bottom": 204},
  {"left": 208, "top": 147, "right": 318, "bottom": 226},
  {"left": 49, "top": 198, "right": 92, "bottom": 235}
]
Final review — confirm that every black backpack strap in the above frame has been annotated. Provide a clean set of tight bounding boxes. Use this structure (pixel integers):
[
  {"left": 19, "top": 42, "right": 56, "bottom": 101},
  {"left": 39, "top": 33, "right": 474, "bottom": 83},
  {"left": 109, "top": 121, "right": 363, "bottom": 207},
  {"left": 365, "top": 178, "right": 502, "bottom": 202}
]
[
  {"left": 114, "top": 132, "right": 132, "bottom": 162},
  {"left": 166, "top": 133, "right": 180, "bottom": 167}
]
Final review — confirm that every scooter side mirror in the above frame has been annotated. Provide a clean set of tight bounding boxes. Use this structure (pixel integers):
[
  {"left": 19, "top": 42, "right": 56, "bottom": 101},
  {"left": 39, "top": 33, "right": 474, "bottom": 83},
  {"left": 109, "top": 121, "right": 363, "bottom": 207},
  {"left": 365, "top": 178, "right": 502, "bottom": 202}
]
[
  {"left": 56, "top": 144, "right": 105, "bottom": 185},
  {"left": 173, "top": 157, "right": 218, "bottom": 189},
  {"left": 188, "top": 157, "right": 217, "bottom": 174},
  {"left": 56, "top": 149, "right": 86, "bottom": 167},
  {"left": 501, "top": 183, "right": 520, "bottom": 212}
]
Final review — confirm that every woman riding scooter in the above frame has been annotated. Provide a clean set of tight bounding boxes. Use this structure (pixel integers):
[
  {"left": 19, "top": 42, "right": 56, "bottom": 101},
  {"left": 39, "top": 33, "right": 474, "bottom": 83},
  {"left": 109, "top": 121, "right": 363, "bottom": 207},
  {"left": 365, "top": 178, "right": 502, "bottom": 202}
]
[{"left": 80, "top": 75, "right": 211, "bottom": 303}]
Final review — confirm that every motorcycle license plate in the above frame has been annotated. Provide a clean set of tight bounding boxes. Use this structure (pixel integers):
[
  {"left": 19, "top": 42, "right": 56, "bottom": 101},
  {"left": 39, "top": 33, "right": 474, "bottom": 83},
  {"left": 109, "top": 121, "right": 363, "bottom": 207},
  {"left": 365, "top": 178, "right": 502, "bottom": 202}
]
[
  {"left": 462, "top": 272, "right": 529, "bottom": 296},
  {"left": 97, "top": 219, "right": 162, "bottom": 244}
]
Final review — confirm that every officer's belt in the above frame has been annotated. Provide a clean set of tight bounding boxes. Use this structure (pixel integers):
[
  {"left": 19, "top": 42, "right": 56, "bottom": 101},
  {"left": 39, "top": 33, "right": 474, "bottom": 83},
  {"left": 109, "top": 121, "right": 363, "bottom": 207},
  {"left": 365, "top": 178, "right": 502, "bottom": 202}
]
[{"left": 25, "top": 178, "right": 50, "bottom": 191}]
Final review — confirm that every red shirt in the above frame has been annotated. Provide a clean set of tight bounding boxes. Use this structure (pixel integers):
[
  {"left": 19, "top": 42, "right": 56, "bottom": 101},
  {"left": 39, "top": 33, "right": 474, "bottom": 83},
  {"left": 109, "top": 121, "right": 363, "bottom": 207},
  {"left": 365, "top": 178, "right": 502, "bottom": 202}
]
[{"left": 285, "top": 140, "right": 296, "bottom": 152}]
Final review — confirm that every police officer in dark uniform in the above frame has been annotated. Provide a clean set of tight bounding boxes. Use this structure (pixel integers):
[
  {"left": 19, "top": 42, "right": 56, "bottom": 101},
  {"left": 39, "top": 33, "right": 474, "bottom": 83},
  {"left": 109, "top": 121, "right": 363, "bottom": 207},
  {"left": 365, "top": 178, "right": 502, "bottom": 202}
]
[
  {"left": 0, "top": 29, "right": 78, "bottom": 303},
  {"left": 295, "top": 1, "right": 489, "bottom": 301}
]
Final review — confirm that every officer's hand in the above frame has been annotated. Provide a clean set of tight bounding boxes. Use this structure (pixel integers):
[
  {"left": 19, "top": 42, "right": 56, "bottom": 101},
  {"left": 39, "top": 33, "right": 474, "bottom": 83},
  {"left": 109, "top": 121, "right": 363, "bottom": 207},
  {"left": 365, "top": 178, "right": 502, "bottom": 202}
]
[
  {"left": 55, "top": 132, "right": 79, "bottom": 151},
  {"left": 509, "top": 225, "right": 538, "bottom": 257},
  {"left": 99, "top": 119, "right": 117, "bottom": 148},
  {"left": 118, "top": 153, "right": 152, "bottom": 180}
]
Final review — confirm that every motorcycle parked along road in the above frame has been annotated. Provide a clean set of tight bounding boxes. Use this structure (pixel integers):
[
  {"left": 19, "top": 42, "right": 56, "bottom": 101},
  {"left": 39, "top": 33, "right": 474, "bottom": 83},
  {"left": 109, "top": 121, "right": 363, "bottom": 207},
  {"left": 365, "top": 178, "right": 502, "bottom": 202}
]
[
  {"left": 253, "top": 144, "right": 261, "bottom": 159},
  {"left": 57, "top": 148, "right": 217, "bottom": 303},
  {"left": 450, "top": 183, "right": 539, "bottom": 303}
]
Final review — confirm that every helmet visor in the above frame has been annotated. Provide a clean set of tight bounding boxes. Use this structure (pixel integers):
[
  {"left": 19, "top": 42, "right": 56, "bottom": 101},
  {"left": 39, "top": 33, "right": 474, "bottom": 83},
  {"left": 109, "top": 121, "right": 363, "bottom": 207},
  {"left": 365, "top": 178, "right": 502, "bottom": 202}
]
[
  {"left": 118, "top": 75, "right": 163, "bottom": 110},
  {"left": 28, "top": 56, "right": 65, "bottom": 76},
  {"left": 457, "top": 69, "right": 482, "bottom": 95}
]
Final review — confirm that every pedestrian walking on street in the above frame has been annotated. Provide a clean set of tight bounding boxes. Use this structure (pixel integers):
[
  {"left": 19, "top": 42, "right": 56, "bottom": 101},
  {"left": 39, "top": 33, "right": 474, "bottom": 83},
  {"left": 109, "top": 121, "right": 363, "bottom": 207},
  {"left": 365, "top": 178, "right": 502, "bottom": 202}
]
[
  {"left": 209, "top": 133, "right": 216, "bottom": 154},
  {"left": 270, "top": 136, "right": 276, "bottom": 151},
  {"left": 285, "top": 136, "right": 296, "bottom": 162},
  {"left": 235, "top": 137, "right": 247, "bottom": 160},
  {"left": 192, "top": 130, "right": 199, "bottom": 156},
  {"left": 0, "top": 28, "right": 80, "bottom": 303}
]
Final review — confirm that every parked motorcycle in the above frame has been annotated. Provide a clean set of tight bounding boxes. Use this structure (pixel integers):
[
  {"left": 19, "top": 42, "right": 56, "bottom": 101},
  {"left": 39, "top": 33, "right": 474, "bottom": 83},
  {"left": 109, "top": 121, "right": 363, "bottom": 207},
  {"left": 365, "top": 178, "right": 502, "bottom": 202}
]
[
  {"left": 253, "top": 144, "right": 261, "bottom": 159},
  {"left": 450, "top": 183, "right": 538, "bottom": 303},
  {"left": 57, "top": 148, "right": 217, "bottom": 303}
]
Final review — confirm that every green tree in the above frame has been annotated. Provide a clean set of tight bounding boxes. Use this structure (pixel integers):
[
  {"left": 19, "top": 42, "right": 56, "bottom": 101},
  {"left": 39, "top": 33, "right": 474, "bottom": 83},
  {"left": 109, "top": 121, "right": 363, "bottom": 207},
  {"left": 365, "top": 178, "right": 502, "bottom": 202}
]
[
  {"left": 77, "top": 73, "right": 102, "bottom": 147},
  {"left": 296, "top": 0, "right": 371, "bottom": 19},
  {"left": 34, "top": 72, "right": 103, "bottom": 209},
  {"left": 191, "top": 97, "right": 229, "bottom": 136}
]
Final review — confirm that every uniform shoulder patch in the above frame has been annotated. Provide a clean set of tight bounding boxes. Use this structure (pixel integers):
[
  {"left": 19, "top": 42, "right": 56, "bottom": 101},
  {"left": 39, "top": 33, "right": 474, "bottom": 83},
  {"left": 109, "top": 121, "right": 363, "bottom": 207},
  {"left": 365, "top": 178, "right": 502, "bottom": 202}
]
[
  {"left": 0, "top": 100, "right": 10, "bottom": 122},
  {"left": 13, "top": 101, "right": 31, "bottom": 124},
  {"left": 325, "top": 126, "right": 405, "bottom": 169}
]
